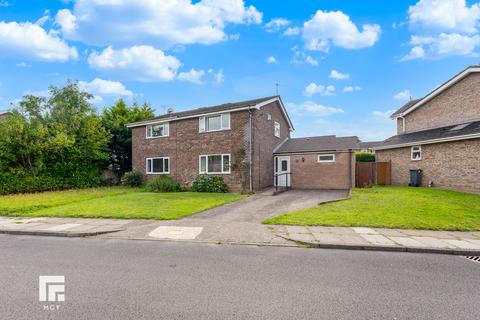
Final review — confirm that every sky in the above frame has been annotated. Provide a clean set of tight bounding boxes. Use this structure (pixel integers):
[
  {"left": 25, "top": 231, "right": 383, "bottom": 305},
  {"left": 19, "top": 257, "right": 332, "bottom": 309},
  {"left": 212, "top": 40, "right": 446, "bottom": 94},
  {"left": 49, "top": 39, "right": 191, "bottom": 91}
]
[{"left": 1, "top": 0, "right": 480, "bottom": 141}]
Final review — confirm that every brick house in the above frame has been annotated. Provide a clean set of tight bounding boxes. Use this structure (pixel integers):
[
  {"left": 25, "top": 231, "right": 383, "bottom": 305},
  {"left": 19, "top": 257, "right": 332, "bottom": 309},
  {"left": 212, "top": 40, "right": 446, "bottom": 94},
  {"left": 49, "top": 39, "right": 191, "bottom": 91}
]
[
  {"left": 127, "top": 96, "right": 357, "bottom": 192},
  {"left": 374, "top": 66, "right": 480, "bottom": 193}
]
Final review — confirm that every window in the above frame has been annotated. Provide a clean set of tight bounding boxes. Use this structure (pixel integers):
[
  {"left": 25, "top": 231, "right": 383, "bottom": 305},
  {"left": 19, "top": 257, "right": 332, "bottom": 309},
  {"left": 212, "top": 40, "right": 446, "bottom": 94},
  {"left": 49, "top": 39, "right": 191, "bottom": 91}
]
[
  {"left": 199, "top": 113, "right": 230, "bottom": 132},
  {"left": 199, "top": 154, "right": 231, "bottom": 174},
  {"left": 146, "top": 123, "right": 169, "bottom": 138},
  {"left": 411, "top": 146, "right": 422, "bottom": 161},
  {"left": 274, "top": 121, "right": 280, "bottom": 138},
  {"left": 318, "top": 154, "right": 335, "bottom": 163},
  {"left": 146, "top": 157, "right": 170, "bottom": 174}
]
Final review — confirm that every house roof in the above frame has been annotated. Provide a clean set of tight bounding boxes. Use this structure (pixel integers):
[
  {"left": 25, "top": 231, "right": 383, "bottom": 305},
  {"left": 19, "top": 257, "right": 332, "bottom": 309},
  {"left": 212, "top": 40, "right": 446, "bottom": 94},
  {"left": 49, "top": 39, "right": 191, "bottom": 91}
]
[
  {"left": 358, "top": 141, "right": 383, "bottom": 149},
  {"left": 374, "top": 120, "right": 480, "bottom": 150},
  {"left": 127, "top": 95, "right": 294, "bottom": 130},
  {"left": 391, "top": 65, "right": 480, "bottom": 118},
  {"left": 274, "top": 135, "right": 359, "bottom": 154}
]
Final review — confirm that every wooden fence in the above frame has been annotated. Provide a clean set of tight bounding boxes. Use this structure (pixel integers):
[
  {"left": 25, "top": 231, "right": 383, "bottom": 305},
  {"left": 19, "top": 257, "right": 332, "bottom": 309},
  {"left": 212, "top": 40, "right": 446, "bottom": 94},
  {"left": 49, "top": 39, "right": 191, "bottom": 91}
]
[{"left": 355, "top": 161, "right": 391, "bottom": 188}]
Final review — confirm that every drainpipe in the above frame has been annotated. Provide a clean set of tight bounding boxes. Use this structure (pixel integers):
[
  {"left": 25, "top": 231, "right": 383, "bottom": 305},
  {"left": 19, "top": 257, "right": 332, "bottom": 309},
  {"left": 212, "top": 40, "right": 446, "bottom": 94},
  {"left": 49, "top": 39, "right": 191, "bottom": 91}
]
[
  {"left": 248, "top": 107, "right": 253, "bottom": 193},
  {"left": 348, "top": 149, "right": 353, "bottom": 190}
]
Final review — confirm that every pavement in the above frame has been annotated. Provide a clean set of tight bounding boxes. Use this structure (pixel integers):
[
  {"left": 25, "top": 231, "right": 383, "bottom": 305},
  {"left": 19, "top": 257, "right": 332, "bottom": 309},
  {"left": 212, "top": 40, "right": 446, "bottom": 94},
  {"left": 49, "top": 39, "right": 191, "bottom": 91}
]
[
  {"left": 1, "top": 235, "right": 479, "bottom": 320},
  {"left": 1, "top": 189, "right": 480, "bottom": 255}
]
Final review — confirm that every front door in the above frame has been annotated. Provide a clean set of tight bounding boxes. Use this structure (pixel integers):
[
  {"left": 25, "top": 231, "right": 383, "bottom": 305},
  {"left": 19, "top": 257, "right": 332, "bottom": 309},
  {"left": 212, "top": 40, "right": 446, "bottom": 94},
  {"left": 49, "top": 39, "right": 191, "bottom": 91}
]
[{"left": 274, "top": 156, "right": 291, "bottom": 187}]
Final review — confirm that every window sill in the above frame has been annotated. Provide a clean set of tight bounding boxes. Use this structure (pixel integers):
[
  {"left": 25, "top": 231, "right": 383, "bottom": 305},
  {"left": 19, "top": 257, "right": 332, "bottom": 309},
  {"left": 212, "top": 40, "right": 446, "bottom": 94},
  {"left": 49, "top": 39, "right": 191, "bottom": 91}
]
[
  {"left": 199, "top": 172, "right": 231, "bottom": 175},
  {"left": 146, "top": 172, "right": 170, "bottom": 175},
  {"left": 146, "top": 135, "right": 169, "bottom": 139}
]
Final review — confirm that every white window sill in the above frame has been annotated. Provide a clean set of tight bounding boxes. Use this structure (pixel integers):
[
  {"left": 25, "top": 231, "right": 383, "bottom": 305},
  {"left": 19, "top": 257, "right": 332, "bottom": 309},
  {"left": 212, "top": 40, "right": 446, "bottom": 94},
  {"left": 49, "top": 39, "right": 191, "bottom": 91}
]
[
  {"left": 199, "top": 172, "right": 231, "bottom": 175},
  {"left": 146, "top": 135, "right": 169, "bottom": 139},
  {"left": 199, "top": 128, "right": 231, "bottom": 133},
  {"left": 146, "top": 172, "right": 170, "bottom": 175}
]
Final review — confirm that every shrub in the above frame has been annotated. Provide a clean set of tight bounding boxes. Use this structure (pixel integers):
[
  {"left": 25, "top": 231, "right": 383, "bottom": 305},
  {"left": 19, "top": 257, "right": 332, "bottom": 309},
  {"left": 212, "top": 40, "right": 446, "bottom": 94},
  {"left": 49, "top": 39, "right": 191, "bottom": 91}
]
[
  {"left": 356, "top": 152, "right": 376, "bottom": 162},
  {"left": 145, "top": 175, "right": 181, "bottom": 192},
  {"left": 191, "top": 175, "right": 229, "bottom": 193},
  {"left": 122, "top": 171, "right": 144, "bottom": 187}
]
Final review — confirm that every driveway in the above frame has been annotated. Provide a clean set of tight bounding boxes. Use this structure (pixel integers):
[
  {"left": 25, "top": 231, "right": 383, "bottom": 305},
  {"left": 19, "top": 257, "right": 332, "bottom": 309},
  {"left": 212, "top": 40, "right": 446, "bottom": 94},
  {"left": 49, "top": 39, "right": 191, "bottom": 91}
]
[
  {"left": 188, "top": 189, "right": 349, "bottom": 223},
  {"left": 101, "top": 189, "right": 349, "bottom": 244}
]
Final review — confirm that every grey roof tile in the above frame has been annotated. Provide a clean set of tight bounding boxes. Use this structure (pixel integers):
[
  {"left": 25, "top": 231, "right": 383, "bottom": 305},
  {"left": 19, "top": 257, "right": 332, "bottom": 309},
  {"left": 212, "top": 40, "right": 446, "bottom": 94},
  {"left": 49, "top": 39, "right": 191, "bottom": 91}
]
[
  {"left": 376, "top": 120, "right": 480, "bottom": 149},
  {"left": 274, "top": 135, "right": 359, "bottom": 154}
]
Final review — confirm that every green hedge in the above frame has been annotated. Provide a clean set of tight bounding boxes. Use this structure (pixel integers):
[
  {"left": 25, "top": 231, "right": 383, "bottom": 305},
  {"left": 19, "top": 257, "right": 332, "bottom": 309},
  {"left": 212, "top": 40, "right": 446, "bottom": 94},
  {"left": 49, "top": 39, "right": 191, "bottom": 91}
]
[
  {"left": 0, "top": 166, "right": 101, "bottom": 195},
  {"left": 356, "top": 152, "right": 376, "bottom": 162},
  {"left": 191, "top": 175, "right": 229, "bottom": 193},
  {"left": 145, "top": 175, "right": 181, "bottom": 192}
]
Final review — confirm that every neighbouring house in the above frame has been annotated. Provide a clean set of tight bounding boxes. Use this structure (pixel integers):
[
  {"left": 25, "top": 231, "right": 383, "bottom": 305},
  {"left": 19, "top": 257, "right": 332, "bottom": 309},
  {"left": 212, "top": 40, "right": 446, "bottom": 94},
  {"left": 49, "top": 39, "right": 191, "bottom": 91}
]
[
  {"left": 374, "top": 66, "right": 480, "bottom": 193},
  {"left": 358, "top": 141, "right": 382, "bottom": 153},
  {"left": 127, "top": 96, "right": 357, "bottom": 192}
]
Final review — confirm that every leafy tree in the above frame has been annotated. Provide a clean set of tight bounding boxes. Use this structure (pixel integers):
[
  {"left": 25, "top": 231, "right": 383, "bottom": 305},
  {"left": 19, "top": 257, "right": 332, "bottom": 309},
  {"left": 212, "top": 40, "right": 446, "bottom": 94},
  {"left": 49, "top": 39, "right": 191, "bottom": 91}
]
[
  {"left": 102, "top": 99, "right": 154, "bottom": 176},
  {"left": 0, "top": 81, "right": 111, "bottom": 193}
]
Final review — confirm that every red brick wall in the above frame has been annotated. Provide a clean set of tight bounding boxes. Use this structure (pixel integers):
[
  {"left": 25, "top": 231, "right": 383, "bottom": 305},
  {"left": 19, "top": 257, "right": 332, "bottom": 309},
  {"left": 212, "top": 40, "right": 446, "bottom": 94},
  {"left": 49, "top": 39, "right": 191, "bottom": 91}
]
[
  {"left": 252, "top": 101, "right": 291, "bottom": 190},
  {"left": 375, "top": 139, "right": 480, "bottom": 194},
  {"left": 131, "top": 110, "right": 249, "bottom": 193},
  {"left": 288, "top": 152, "right": 354, "bottom": 190}
]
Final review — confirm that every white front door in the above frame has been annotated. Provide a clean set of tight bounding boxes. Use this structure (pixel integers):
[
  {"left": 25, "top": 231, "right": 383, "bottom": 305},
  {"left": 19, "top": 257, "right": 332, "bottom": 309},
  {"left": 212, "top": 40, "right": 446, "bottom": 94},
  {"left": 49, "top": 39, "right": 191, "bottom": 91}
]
[{"left": 274, "top": 156, "right": 291, "bottom": 187}]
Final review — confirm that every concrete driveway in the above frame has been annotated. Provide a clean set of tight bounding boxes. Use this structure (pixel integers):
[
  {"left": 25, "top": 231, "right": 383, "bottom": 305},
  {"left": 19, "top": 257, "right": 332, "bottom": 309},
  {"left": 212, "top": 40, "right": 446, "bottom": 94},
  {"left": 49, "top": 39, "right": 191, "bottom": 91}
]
[
  {"left": 101, "top": 189, "right": 349, "bottom": 244},
  {"left": 189, "top": 189, "right": 349, "bottom": 223}
]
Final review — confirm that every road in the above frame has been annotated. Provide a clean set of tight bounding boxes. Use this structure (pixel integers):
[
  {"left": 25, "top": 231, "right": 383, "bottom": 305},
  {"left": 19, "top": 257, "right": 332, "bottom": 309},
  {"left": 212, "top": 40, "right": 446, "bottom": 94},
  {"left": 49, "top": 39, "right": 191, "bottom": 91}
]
[{"left": 1, "top": 235, "right": 479, "bottom": 320}]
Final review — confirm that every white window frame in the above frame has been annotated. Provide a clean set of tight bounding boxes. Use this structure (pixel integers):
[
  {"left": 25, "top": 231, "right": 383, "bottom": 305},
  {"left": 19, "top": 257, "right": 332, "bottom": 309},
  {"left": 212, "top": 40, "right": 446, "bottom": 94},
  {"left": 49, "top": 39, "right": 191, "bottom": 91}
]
[
  {"left": 146, "top": 122, "right": 169, "bottom": 139},
  {"left": 199, "top": 113, "right": 231, "bottom": 133},
  {"left": 146, "top": 157, "right": 170, "bottom": 174},
  {"left": 199, "top": 154, "right": 231, "bottom": 174},
  {"left": 411, "top": 146, "right": 422, "bottom": 161},
  {"left": 274, "top": 121, "right": 281, "bottom": 138},
  {"left": 317, "top": 154, "right": 335, "bottom": 163}
]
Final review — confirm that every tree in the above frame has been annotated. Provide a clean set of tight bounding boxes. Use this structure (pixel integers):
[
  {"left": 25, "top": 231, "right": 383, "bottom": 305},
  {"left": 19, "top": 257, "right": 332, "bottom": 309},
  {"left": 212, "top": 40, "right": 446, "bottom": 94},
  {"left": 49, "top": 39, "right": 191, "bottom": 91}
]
[
  {"left": 102, "top": 99, "right": 154, "bottom": 176},
  {"left": 0, "top": 81, "right": 111, "bottom": 192}
]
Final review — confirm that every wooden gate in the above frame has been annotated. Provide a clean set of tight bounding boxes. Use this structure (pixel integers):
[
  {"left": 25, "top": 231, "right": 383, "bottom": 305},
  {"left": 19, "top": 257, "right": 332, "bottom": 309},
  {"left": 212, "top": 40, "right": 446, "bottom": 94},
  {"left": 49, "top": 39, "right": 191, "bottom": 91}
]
[{"left": 355, "top": 161, "right": 391, "bottom": 188}]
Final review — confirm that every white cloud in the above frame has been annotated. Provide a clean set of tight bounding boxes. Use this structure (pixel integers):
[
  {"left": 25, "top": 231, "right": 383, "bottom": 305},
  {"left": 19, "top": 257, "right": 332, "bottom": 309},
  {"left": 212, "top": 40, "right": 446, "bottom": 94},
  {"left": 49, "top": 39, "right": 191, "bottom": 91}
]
[
  {"left": 35, "top": 15, "right": 50, "bottom": 26},
  {"left": 88, "top": 46, "right": 181, "bottom": 82},
  {"left": 56, "top": 0, "right": 262, "bottom": 48},
  {"left": 0, "top": 1, "right": 11, "bottom": 7},
  {"left": 403, "top": 0, "right": 480, "bottom": 60},
  {"left": 304, "top": 55, "right": 318, "bottom": 66},
  {"left": 178, "top": 69, "right": 206, "bottom": 84},
  {"left": 211, "top": 69, "right": 224, "bottom": 84},
  {"left": 265, "top": 18, "right": 290, "bottom": 33},
  {"left": 408, "top": 0, "right": 480, "bottom": 33},
  {"left": 287, "top": 101, "right": 344, "bottom": 117},
  {"left": 304, "top": 83, "right": 335, "bottom": 97},
  {"left": 55, "top": 9, "right": 77, "bottom": 33},
  {"left": 343, "top": 85, "right": 361, "bottom": 92},
  {"left": 394, "top": 90, "right": 411, "bottom": 101},
  {"left": 16, "top": 62, "right": 31, "bottom": 68},
  {"left": 329, "top": 70, "right": 350, "bottom": 80},
  {"left": 302, "top": 10, "right": 381, "bottom": 52},
  {"left": 266, "top": 56, "right": 278, "bottom": 64},
  {"left": 78, "top": 78, "right": 133, "bottom": 97},
  {"left": 283, "top": 27, "right": 300, "bottom": 36},
  {"left": 372, "top": 110, "right": 395, "bottom": 121},
  {"left": 0, "top": 21, "right": 78, "bottom": 62}
]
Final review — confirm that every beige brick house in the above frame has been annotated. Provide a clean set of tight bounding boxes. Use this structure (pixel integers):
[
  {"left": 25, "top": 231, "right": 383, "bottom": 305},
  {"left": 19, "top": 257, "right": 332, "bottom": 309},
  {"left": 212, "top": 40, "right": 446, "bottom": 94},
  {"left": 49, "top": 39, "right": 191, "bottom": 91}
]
[
  {"left": 374, "top": 66, "right": 480, "bottom": 193},
  {"left": 127, "top": 96, "right": 357, "bottom": 192}
]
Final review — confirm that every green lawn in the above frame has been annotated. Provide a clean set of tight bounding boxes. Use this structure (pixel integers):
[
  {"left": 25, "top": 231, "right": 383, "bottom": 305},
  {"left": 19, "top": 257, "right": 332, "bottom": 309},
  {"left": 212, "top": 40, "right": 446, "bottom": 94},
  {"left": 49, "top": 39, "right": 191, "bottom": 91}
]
[
  {"left": 263, "top": 186, "right": 480, "bottom": 231},
  {"left": 0, "top": 187, "right": 247, "bottom": 220}
]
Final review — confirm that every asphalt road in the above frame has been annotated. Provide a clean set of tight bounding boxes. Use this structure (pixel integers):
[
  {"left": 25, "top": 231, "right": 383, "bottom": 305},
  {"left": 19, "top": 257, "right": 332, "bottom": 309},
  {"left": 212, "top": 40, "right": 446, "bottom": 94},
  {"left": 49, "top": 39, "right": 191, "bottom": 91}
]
[{"left": 1, "top": 235, "right": 479, "bottom": 320}]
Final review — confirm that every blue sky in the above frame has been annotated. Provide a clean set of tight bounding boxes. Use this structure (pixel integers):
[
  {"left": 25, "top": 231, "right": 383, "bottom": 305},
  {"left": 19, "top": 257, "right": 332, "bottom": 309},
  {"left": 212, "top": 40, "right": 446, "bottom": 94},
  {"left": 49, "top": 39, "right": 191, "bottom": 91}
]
[{"left": 1, "top": 0, "right": 480, "bottom": 141}]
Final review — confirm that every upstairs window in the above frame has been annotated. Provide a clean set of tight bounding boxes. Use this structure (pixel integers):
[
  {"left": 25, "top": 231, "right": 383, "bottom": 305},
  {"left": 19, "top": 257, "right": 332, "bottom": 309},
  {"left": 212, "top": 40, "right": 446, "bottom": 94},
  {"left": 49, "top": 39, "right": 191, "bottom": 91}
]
[
  {"left": 411, "top": 146, "right": 422, "bottom": 161},
  {"left": 199, "top": 154, "right": 231, "bottom": 174},
  {"left": 146, "top": 157, "right": 170, "bottom": 174},
  {"left": 199, "top": 113, "right": 230, "bottom": 132},
  {"left": 146, "top": 123, "right": 169, "bottom": 138},
  {"left": 274, "top": 121, "right": 281, "bottom": 138}
]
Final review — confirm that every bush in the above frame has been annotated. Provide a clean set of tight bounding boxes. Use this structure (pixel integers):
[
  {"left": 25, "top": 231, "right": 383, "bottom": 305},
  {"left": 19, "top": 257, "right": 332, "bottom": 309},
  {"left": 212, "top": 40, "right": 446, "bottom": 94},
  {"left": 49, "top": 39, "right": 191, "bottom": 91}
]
[
  {"left": 356, "top": 152, "right": 376, "bottom": 162},
  {"left": 122, "top": 171, "right": 144, "bottom": 187},
  {"left": 145, "top": 175, "right": 181, "bottom": 192},
  {"left": 191, "top": 175, "right": 229, "bottom": 193}
]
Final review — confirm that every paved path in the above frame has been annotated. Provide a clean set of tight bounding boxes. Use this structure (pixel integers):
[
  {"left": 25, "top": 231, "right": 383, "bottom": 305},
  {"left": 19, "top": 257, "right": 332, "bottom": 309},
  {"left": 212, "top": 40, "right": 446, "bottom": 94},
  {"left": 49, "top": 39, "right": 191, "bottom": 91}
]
[
  {"left": 2, "top": 235, "right": 479, "bottom": 320},
  {"left": 273, "top": 225, "right": 480, "bottom": 254}
]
